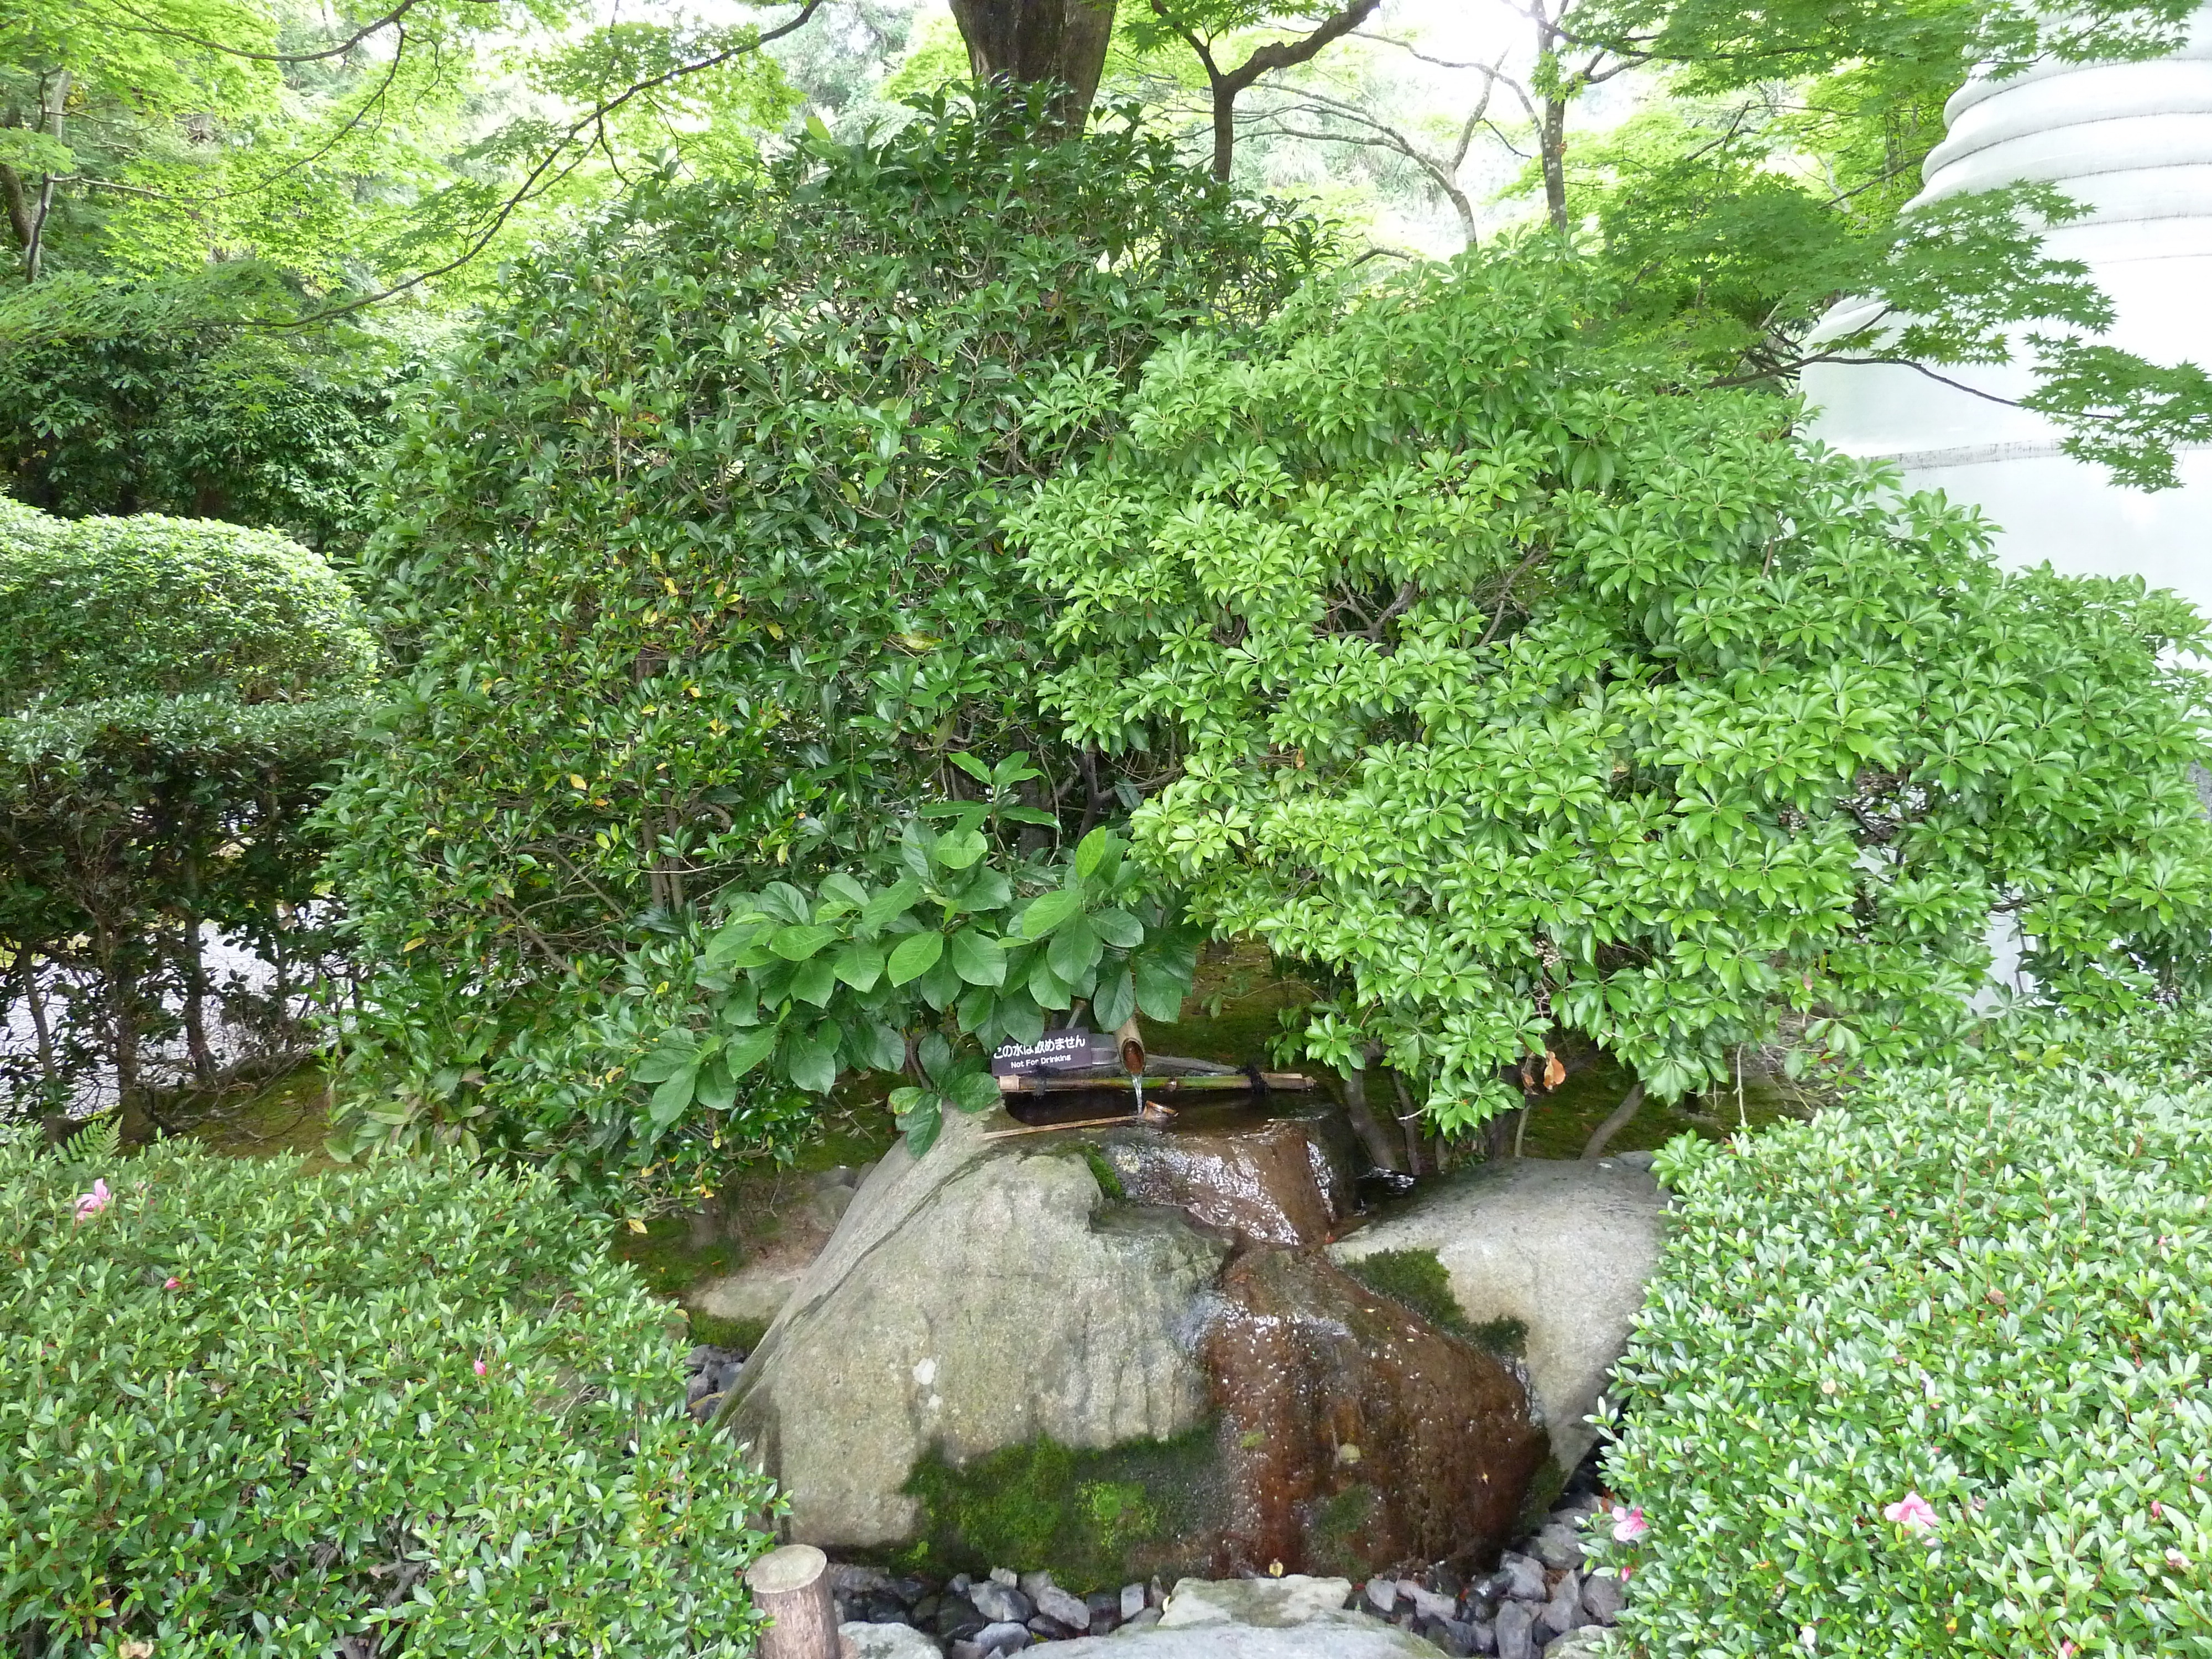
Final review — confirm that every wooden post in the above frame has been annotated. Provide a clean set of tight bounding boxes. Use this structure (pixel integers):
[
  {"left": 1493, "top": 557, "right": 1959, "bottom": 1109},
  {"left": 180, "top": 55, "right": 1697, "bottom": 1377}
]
[{"left": 744, "top": 1543, "right": 838, "bottom": 1659}]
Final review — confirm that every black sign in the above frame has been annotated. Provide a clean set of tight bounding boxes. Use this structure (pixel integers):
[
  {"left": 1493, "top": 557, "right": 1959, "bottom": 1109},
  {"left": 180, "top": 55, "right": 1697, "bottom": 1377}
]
[{"left": 990, "top": 1029, "right": 1121, "bottom": 1077}]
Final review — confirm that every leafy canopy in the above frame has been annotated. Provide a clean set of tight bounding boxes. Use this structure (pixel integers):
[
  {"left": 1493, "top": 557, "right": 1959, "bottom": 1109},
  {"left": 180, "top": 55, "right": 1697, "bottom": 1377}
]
[
  {"left": 1, "top": 1123, "right": 778, "bottom": 1653},
  {"left": 1016, "top": 242, "right": 2212, "bottom": 1126},
  {"left": 322, "top": 96, "right": 1319, "bottom": 1188}
]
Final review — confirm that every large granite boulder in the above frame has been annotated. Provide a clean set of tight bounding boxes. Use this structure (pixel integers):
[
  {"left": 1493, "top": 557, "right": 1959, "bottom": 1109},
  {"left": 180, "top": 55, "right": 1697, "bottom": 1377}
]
[
  {"left": 723, "top": 1102, "right": 1546, "bottom": 1585},
  {"left": 1329, "top": 1156, "right": 1667, "bottom": 1474},
  {"left": 1042, "top": 1575, "right": 1448, "bottom": 1656}
]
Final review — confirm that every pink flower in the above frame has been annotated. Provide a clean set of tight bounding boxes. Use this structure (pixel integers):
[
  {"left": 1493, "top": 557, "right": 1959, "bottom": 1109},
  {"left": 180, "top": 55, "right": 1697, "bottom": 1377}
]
[
  {"left": 474, "top": 1358, "right": 487, "bottom": 1376},
  {"left": 1883, "top": 1491, "right": 1939, "bottom": 1531},
  {"left": 1619, "top": 1564, "right": 1632, "bottom": 1583},
  {"left": 2154, "top": 1501, "right": 2164, "bottom": 1521},
  {"left": 163, "top": 1277, "right": 181, "bottom": 1291},
  {"left": 2059, "top": 1645, "right": 2074, "bottom": 1658},
  {"left": 1611, "top": 1505, "right": 1648, "bottom": 1543},
  {"left": 72, "top": 1179, "right": 112, "bottom": 1223}
]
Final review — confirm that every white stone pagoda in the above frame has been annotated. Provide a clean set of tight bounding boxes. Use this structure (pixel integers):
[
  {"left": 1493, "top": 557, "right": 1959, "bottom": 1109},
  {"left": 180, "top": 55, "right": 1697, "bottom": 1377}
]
[{"left": 1803, "top": 6, "right": 2212, "bottom": 614}]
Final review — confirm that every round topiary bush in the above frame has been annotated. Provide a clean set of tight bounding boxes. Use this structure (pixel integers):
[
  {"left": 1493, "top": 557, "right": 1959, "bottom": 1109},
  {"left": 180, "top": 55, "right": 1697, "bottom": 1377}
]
[
  {"left": 0, "top": 1128, "right": 778, "bottom": 1653},
  {"left": 0, "top": 502, "right": 378, "bottom": 711}
]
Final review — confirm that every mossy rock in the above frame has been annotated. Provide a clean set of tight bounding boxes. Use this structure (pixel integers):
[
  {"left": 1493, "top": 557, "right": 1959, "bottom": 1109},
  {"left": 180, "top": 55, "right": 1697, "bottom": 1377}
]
[
  {"left": 1339, "top": 1246, "right": 1529, "bottom": 1358},
  {"left": 893, "top": 1427, "right": 1223, "bottom": 1591}
]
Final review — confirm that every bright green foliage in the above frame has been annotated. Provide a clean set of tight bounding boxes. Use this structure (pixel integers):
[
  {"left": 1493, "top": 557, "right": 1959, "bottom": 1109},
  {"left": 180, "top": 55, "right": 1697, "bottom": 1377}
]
[
  {"left": 322, "top": 99, "right": 1318, "bottom": 1191},
  {"left": 0, "top": 504, "right": 377, "bottom": 709},
  {"left": 1016, "top": 243, "right": 2212, "bottom": 1126},
  {"left": 664, "top": 822, "right": 1197, "bottom": 1155},
  {"left": 0, "top": 500, "right": 375, "bottom": 1117},
  {"left": 0, "top": 1123, "right": 778, "bottom": 1653},
  {"left": 1597, "top": 1011, "right": 2212, "bottom": 1657}
]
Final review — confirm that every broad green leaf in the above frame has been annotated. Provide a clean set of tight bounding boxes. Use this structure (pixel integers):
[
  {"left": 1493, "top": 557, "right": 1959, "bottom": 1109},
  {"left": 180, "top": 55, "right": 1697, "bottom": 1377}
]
[
  {"left": 919, "top": 1032, "right": 953, "bottom": 1084},
  {"left": 1092, "top": 907, "right": 1143, "bottom": 949},
  {"left": 786, "top": 1031, "right": 838, "bottom": 1094},
  {"left": 724, "top": 1026, "right": 780, "bottom": 1079},
  {"left": 771, "top": 924, "right": 839, "bottom": 962},
  {"left": 893, "top": 1090, "right": 942, "bottom": 1156},
  {"left": 947, "top": 1070, "right": 1001, "bottom": 1113},
  {"left": 834, "top": 940, "right": 887, "bottom": 992},
  {"left": 1074, "top": 826, "right": 1115, "bottom": 879},
  {"left": 1093, "top": 966, "right": 1136, "bottom": 1032},
  {"left": 695, "top": 1059, "right": 738, "bottom": 1113},
  {"left": 634, "top": 1045, "right": 694, "bottom": 1084},
  {"left": 648, "top": 1066, "right": 697, "bottom": 1128},
  {"left": 1047, "top": 914, "right": 1103, "bottom": 983},
  {"left": 950, "top": 928, "right": 1008, "bottom": 987},
  {"left": 887, "top": 930, "right": 946, "bottom": 985},
  {"left": 1019, "top": 888, "right": 1086, "bottom": 940},
  {"left": 790, "top": 955, "right": 838, "bottom": 1007},
  {"left": 861, "top": 878, "right": 924, "bottom": 932},
  {"left": 935, "top": 828, "right": 987, "bottom": 869},
  {"left": 1133, "top": 956, "right": 1190, "bottom": 1022},
  {"left": 818, "top": 872, "right": 871, "bottom": 914},
  {"left": 948, "top": 751, "right": 993, "bottom": 782},
  {"left": 917, "top": 952, "right": 963, "bottom": 1011},
  {"left": 1029, "top": 954, "right": 1073, "bottom": 1010}
]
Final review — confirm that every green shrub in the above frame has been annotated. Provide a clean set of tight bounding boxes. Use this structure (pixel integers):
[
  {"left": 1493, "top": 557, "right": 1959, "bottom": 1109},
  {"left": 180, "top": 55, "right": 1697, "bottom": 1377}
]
[
  {"left": 0, "top": 1126, "right": 778, "bottom": 1653},
  {"left": 322, "top": 93, "right": 1320, "bottom": 1197},
  {"left": 0, "top": 502, "right": 378, "bottom": 1123},
  {"left": 1015, "top": 240, "right": 2212, "bottom": 1125},
  {"left": 1596, "top": 1020, "right": 2212, "bottom": 1657},
  {"left": 0, "top": 503, "right": 378, "bottom": 711}
]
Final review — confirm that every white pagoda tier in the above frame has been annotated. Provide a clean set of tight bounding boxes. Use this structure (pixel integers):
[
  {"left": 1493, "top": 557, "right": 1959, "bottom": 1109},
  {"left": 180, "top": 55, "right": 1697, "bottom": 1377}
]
[{"left": 1802, "top": 6, "right": 2212, "bottom": 615}]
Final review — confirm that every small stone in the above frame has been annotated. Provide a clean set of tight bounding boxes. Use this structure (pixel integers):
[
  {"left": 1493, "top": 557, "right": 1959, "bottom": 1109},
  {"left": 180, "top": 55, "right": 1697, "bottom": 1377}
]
[
  {"left": 686, "top": 1391, "right": 724, "bottom": 1423},
  {"left": 1496, "top": 1599, "right": 1537, "bottom": 1659},
  {"left": 948, "top": 1643, "right": 984, "bottom": 1659},
  {"left": 860, "top": 1594, "right": 908, "bottom": 1624},
  {"left": 1026, "top": 1614, "right": 1078, "bottom": 1641},
  {"left": 1537, "top": 1570, "right": 1583, "bottom": 1638},
  {"left": 891, "top": 1578, "right": 930, "bottom": 1607},
  {"left": 1498, "top": 1553, "right": 1548, "bottom": 1601},
  {"left": 1121, "top": 1608, "right": 1162, "bottom": 1632},
  {"left": 1147, "top": 1577, "right": 1166, "bottom": 1609},
  {"left": 1580, "top": 1571, "right": 1625, "bottom": 1626},
  {"left": 1365, "top": 1579, "right": 1399, "bottom": 1615},
  {"left": 1400, "top": 1581, "right": 1457, "bottom": 1621},
  {"left": 911, "top": 1596, "right": 941, "bottom": 1625},
  {"left": 1035, "top": 1585, "right": 1091, "bottom": 1630},
  {"left": 1435, "top": 1617, "right": 1484, "bottom": 1658},
  {"left": 968, "top": 1583, "right": 1030, "bottom": 1625},
  {"left": 1532, "top": 1524, "right": 1584, "bottom": 1571},
  {"left": 1120, "top": 1583, "right": 1147, "bottom": 1621},
  {"left": 934, "top": 1594, "right": 984, "bottom": 1640},
  {"left": 685, "top": 1344, "right": 717, "bottom": 1368},
  {"left": 989, "top": 1567, "right": 1019, "bottom": 1589},
  {"left": 950, "top": 1574, "right": 972, "bottom": 1595},
  {"left": 974, "top": 1621, "right": 1029, "bottom": 1656},
  {"left": 685, "top": 1372, "right": 716, "bottom": 1407}
]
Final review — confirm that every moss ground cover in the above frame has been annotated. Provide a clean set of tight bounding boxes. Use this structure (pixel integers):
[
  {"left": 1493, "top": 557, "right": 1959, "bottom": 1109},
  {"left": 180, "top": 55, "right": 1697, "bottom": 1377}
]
[{"left": 1595, "top": 1015, "right": 2212, "bottom": 1657}]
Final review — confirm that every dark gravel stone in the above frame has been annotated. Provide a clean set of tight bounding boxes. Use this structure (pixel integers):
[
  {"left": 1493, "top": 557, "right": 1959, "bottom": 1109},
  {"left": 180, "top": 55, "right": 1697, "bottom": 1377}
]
[
  {"left": 1496, "top": 1598, "right": 1537, "bottom": 1659},
  {"left": 1026, "top": 1613, "right": 1079, "bottom": 1640},
  {"left": 969, "top": 1582, "right": 1031, "bottom": 1625},
  {"left": 1498, "top": 1553, "right": 1548, "bottom": 1601},
  {"left": 934, "top": 1593, "right": 985, "bottom": 1640},
  {"left": 1580, "top": 1571, "right": 1624, "bottom": 1626},
  {"left": 974, "top": 1620, "right": 1030, "bottom": 1655}
]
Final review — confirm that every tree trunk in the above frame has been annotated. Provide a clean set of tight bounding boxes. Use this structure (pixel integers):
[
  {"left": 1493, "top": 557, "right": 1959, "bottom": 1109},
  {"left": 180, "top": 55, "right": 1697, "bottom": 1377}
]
[
  {"left": 1540, "top": 93, "right": 1568, "bottom": 234},
  {"left": 22, "top": 70, "right": 68, "bottom": 283},
  {"left": 181, "top": 918, "right": 216, "bottom": 1084},
  {"left": 948, "top": 0, "right": 1119, "bottom": 127},
  {"left": 1209, "top": 75, "right": 1237, "bottom": 181},
  {"left": 1580, "top": 1082, "right": 1645, "bottom": 1160},
  {"left": 1338, "top": 1060, "right": 1403, "bottom": 1173},
  {"left": 744, "top": 1544, "right": 839, "bottom": 1659}
]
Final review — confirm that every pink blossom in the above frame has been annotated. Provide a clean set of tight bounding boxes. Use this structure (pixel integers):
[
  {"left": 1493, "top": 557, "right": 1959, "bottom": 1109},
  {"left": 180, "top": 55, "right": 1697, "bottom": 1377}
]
[
  {"left": 1883, "top": 1491, "right": 1939, "bottom": 1531},
  {"left": 1619, "top": 1564, "right": 1632, "bottom": 1583},
  {"left": 72, "top": 1179, "right": 112, "bottom": 1223},
  {"left": 163, "top": 1277, "right": 181, "bottom": 1291},
  {"left": 474, "top": 1358, "right": 487, "bottom": 1376},
  {"left": 2060, "top": 1644, "right": 2075, "bottom": 1658},
  {"left": 2153, "top": 1501, "right": 2164, "bottom": 1521},
  {"left": 1611, "top": 1505, "right": 1648, "bottom": 1543}
]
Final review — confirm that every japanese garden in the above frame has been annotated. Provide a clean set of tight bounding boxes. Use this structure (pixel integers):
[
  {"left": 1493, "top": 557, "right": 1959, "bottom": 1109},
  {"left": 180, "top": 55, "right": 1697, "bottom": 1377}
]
[{"left": 6, "top": 0, "right": 2212, "bottom": 1655}]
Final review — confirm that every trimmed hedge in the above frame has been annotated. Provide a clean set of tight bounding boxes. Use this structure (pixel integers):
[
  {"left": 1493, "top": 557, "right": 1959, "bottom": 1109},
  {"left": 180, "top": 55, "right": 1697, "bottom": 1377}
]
[
  {"left": 0, "top": 1129, "right": 779, "bottom": 1654},
  {"left": 1595, "top": 1020, "right": 2212, "bottom": 1657},
  {"left": 0, "top": 502, "right": 377, "bottom": 711}
]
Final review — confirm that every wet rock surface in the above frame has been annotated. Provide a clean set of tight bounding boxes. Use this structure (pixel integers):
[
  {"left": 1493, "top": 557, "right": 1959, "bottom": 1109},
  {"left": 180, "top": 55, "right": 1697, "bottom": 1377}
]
[
  {"left": 1203, "top": 1246, "right": 1546, "bottom": 1574},
  {"left": 1331, "top": 1156, "right": 1667, "bottom": 1473},
  {"left": 724, "top": 1102, "right": 1547, "bottom": 1579}
]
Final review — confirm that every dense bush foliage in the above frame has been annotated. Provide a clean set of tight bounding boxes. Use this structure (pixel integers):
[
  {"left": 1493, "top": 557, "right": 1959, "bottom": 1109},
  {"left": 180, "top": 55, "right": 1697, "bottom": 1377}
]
[
  {"left": 1016, "top": 241, "right": 2212, "bottom": 1126},
  {"left": 0, "top": 275, "right": 401, "bottom": 552},
  {"left": 324, "top": 96, "right": 1320, "bottom": 1191},
  {"left": 0, "top": 501, "right": 376, "bottom": 1124},
  {"left": 1594, "top": 1015, "right": 2212, "bottom": 1657},
  {"left": 0, "top": 1124, "right": 777, "bottom": 1653}
]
